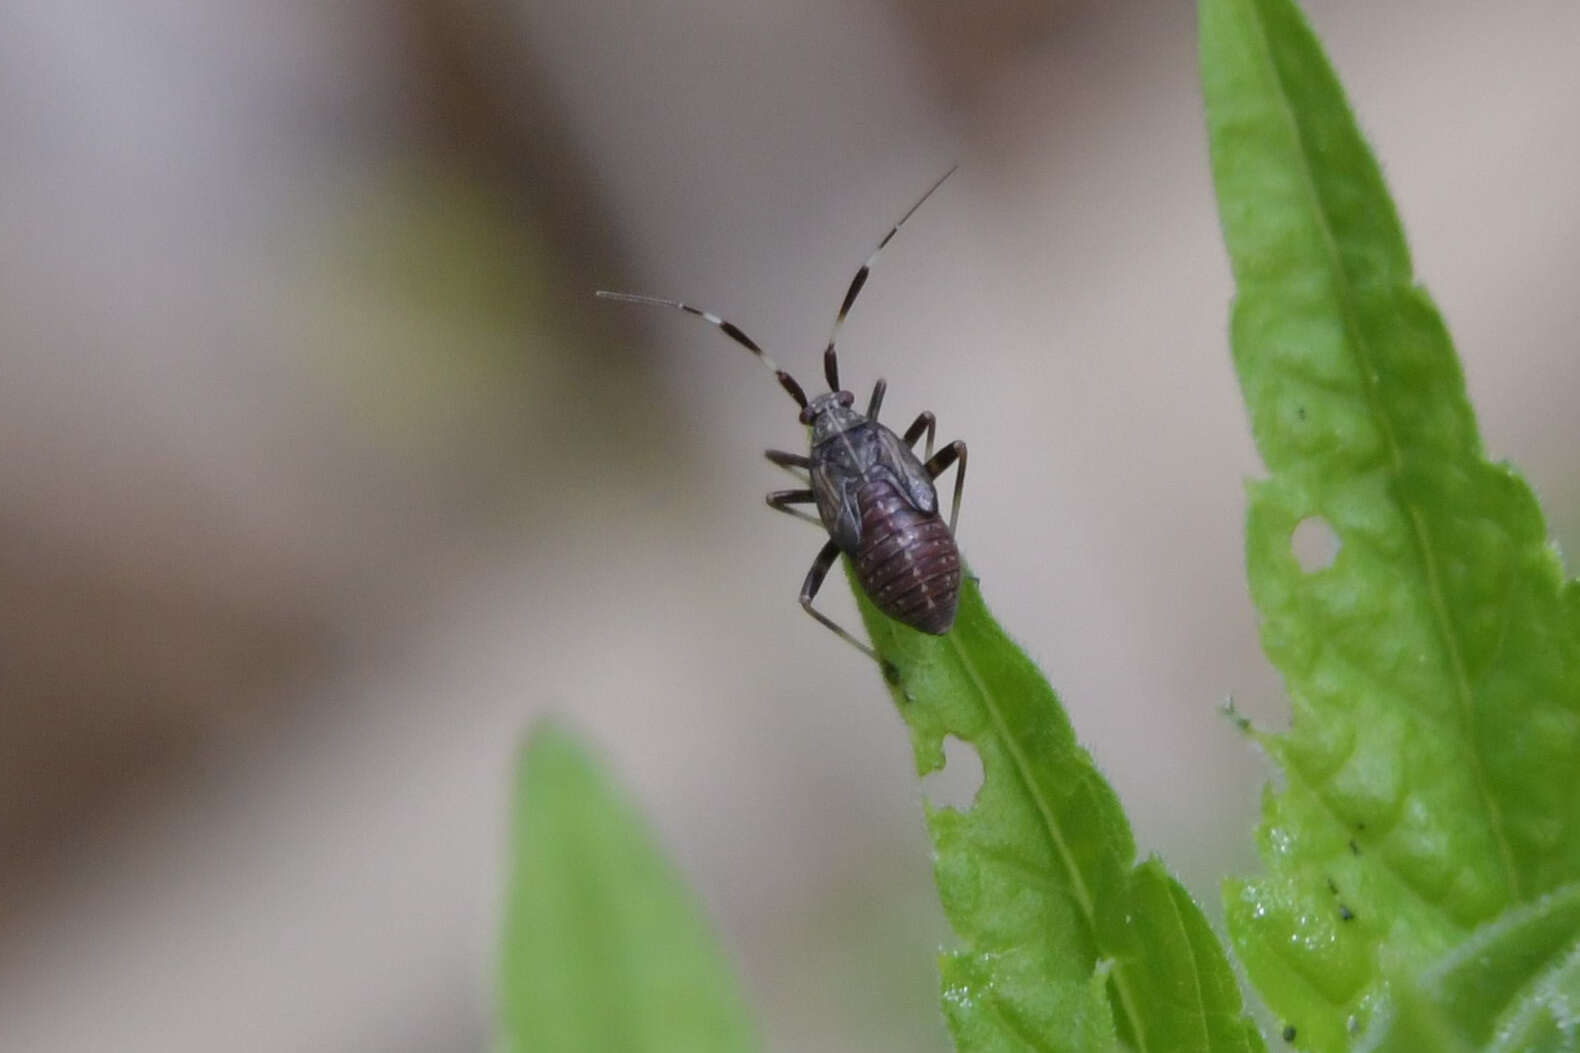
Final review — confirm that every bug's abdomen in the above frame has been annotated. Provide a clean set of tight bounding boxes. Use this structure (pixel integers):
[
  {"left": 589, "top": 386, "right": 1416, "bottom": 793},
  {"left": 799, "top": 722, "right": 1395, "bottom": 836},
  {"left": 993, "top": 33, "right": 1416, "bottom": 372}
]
[{"left": 851, "top": 479, "right": 960, "bottom": 635}]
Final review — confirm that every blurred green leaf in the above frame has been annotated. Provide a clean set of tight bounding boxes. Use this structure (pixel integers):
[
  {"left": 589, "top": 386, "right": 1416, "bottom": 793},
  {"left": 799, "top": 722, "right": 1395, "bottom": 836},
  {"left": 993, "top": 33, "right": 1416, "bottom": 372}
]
[
  {"left": 1200, "top": 0, "right": 1580, "bottom": 1047},
  {"left": 1356, "top": 882, "right": 1580, "bottom": 1052},
  {"left": 854, "top": 571, "right": 1265, "bottom": 1052},
  {"left": 499, "top": 724, "right": 757, "bottom": 1053}
]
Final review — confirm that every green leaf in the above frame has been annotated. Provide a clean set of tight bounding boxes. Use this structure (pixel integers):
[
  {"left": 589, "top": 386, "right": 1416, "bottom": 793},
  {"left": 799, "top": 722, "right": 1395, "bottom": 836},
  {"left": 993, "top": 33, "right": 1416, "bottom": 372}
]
[
  {"left": 1356, "top": 882, "right": 1580, "bottom": 1053},
  {"left": 499, "top": 723, "right": 757, "bottom": 1053},
  {"left": 1199, "top": 0, "right": 1580, "bottom": 1047},
  {"left": 853, "top": 569, "right": 1266, "bottom": 1053}
]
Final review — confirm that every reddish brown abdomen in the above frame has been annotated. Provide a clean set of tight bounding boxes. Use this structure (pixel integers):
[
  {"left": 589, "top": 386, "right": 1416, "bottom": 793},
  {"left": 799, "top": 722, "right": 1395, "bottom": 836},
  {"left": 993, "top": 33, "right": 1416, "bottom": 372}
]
[{"left": 851, "top": 479, "right": 960, "bottom": 635}]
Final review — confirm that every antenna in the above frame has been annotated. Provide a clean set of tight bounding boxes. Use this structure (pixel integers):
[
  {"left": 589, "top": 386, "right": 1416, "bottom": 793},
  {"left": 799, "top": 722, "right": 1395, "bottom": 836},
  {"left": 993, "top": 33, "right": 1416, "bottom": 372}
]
[
  {"left": 821, "top": 165, "right": 957, "bottom": 387},
  {"left": 595, "top": 291, "right": 808, "bottom": 408}
]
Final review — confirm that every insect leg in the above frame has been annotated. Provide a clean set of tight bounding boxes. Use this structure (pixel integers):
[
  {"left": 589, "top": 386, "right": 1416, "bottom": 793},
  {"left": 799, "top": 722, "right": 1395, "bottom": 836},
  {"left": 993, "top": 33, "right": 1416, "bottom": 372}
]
[
  {"left": 765, "top": 448, "right": 810, "bottom": 484},
  {"left": 800, "top": 540, "right": 879, "bottom": 662},
  {"left": 764, "top": 449, "right": 810, "bottom": 469},
  {"left": 767, "top": 489, "right": 822, "bottom": 527},
  {"left": 866, "top": 378, "right": 887, "bottom": 421},
  {"left": 902, "top": 411, "right": 937, "bottom": 459},
  {"left": 923, "top": 440, "right": 967, "bottom": 534}
]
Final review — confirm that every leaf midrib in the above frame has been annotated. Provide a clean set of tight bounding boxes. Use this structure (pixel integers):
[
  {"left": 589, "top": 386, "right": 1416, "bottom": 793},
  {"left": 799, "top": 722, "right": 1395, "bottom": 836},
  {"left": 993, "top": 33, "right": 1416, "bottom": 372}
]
[
  {"left": 943, "top": 632, "right": 1150, "bottom": 1051},
  {"left": 1154, "top": 872, "right": 1215, "bottom": 1051},
  {"left": 1236, "top": 0, "right": 1521, "bottom": 904}
]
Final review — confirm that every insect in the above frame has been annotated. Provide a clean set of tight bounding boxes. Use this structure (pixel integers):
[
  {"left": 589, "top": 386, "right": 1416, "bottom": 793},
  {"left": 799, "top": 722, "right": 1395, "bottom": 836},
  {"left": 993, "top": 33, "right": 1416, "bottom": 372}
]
[{"left": 597, "top": 168, "right": 966, "bottom": 665}]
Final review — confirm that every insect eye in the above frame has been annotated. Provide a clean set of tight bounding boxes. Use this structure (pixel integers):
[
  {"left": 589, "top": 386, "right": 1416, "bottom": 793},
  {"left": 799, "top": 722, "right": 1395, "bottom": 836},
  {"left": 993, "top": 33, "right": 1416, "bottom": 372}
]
[
  {"left": 837, "top": 391, "right": 855, "bottom": 406},
  {"left": 798, "top": 406, "right": 815, "bottom": 424}
]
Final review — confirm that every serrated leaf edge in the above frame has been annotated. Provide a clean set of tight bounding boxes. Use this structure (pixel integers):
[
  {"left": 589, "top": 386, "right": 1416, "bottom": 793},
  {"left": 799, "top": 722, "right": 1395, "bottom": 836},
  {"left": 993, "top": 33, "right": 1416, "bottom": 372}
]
[
  {"left": 941, "top": 631, "right": 1152, "bottom": 1049},
  {"left": 1231, "top": 0, "right": 1522, "bottom": 902}
]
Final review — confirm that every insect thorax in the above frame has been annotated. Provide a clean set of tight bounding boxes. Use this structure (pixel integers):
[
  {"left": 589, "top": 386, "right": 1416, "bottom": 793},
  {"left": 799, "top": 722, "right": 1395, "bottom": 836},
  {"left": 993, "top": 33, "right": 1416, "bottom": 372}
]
[
  {"left": 809, "top": 419, "right": 937, "bottom": 552},
  {"left": 803, "top": 396, "right": 865, "bottom": 446}
]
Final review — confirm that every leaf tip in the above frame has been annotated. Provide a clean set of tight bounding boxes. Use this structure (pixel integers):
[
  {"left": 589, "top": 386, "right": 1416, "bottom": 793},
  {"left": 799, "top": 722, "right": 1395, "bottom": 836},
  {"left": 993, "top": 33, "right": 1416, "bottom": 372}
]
[{"left": 515, "top": 718, "right": 609, "bottom": 809}]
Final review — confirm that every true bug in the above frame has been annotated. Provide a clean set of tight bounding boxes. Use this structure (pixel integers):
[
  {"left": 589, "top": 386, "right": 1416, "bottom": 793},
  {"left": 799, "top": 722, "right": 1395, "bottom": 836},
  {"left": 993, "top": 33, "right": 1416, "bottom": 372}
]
[{"left": 597, "top": 168, "right": 967, "bottom": 664}]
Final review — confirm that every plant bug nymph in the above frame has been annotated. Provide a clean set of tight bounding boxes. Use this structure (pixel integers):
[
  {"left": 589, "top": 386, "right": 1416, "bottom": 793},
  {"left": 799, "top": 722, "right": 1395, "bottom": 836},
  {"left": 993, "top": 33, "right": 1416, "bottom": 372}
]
[{"left": 598, "top": 168, "right": 967, "bottom": 664}]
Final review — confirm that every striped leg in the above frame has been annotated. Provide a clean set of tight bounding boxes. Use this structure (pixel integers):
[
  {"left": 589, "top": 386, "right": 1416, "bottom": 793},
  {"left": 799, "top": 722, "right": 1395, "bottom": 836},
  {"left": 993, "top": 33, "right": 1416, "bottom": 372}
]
[
  {"left": 800, "top": 540, "right": 881, "bottom": 665},
  {"left": 901, "top": 410, "right": 937, "bottom": 459},
  {"left": 866, "top": 378, "right": 887, "bottom": 421},
  {"left": 764, "top": 448, "right": 810, "bottom": 487},
  {"left": 767, "top": 488, "right": 821, "bottom": 527},
  {"left": 923, "top": 440, "right": 967, "bottom": 534}
]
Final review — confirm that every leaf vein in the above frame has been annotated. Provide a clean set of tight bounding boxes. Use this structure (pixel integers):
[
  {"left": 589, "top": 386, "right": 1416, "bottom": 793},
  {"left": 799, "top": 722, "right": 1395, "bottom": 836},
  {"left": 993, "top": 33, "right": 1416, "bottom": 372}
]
[
  {"left": 980, "top": 988, "right": 1059, "bottom": 1052},
  {"left": 945, "top": 634, "right": 1151, "bottom": 1051},
  {"left": 1281, "top": 743, "right": 1463, "bottom": 931},
  {"left": 973, "top": 847, "right": 1079, "bottom": 900},
  {"left": 1240, "top": 0, "right": 1521, "bottom": 903}
]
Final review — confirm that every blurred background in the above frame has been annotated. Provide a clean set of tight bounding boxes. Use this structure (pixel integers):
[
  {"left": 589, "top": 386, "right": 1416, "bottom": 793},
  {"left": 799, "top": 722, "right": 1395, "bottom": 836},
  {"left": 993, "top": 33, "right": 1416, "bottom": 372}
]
[{"left": 2, "top": 1, "right": 1578, "bottom": 1049}]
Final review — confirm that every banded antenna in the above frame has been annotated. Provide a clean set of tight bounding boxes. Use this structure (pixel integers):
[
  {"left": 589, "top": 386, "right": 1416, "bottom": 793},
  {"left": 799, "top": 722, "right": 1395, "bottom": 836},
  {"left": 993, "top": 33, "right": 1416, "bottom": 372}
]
[
  {"left": 821, "top": 165, "right": 957, "bottom": 392},
  {"left": 597, "top": 165, "right": 957, "bottom": 405},
  {"left": 593, "top": 291, "right": 809, "bottom": 408}
]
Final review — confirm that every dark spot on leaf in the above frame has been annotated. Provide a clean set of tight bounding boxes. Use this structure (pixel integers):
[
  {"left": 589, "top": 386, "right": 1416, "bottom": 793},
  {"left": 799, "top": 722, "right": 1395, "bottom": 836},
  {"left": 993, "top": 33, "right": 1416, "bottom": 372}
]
[
  {"left": 1295, "top": 405, "right": 1306, "bottom": 421},
  {"left": 1326, "top": 877, "right": 1338, "bottom": 895},
  {"left": 1339, "top": 904, "right": 1355, "bottom": 921},
  {"left": 1349, "top": 838, "right": 1361, "bottom": 856},
  {"left": 1282, "top": 1024, "right": 1297, "bottom": 1042}
]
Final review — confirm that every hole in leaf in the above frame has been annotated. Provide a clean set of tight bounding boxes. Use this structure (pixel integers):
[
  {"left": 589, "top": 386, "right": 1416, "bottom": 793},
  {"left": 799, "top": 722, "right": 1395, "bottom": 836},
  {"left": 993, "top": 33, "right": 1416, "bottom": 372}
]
[
  {"left": 922, "top": 734, "right": 984, "bottom": 812},
  {"left": 1291, "top": 516, "right": 1340, "bottom": 573}
]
